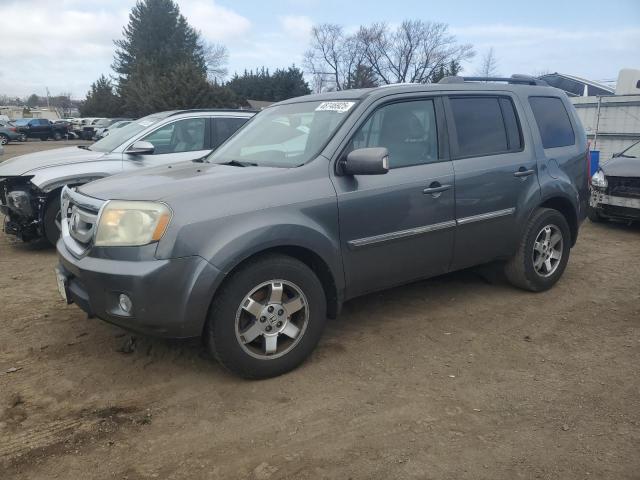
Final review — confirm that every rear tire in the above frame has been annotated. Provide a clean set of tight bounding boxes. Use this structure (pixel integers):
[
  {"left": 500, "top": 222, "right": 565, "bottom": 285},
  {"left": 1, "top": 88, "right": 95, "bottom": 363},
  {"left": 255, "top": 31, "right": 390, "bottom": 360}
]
[
  {"left": 206, "top": 254, "right": 327, "bottom": 379},
  {"left": 43, "top": 195, "right": 61, "bottom": 246},
  {"left": 40, "top": 135, "right": 49, "bottom": 141},
  {"left": 504, "top": 208, "right": 571, "bottom": 292}
]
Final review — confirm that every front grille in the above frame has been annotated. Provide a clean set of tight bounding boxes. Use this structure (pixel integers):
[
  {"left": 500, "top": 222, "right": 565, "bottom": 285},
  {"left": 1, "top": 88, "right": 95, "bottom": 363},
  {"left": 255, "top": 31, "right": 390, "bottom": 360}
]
[
  {"left": 61, "top": 186, "right": 104, "bottom": 253},
  {"left": 607, "top": 176, "right": 640, "bottom": 199}
]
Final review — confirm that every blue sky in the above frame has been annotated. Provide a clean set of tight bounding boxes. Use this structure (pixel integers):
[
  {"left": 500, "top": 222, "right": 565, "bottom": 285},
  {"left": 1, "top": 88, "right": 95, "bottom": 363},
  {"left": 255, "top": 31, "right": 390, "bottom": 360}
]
[{"left": 0, "top": 0, "right": 638, "bottom": 98}]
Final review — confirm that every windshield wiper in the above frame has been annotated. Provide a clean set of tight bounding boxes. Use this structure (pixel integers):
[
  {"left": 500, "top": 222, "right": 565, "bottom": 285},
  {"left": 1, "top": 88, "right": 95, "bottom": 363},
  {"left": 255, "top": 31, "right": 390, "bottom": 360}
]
[
  {"left": 617, "top": 154, "right": 637, "bottom": 158},
  {"left": 77, "top": 145, "right": 92, "bottom": 151},
  {"left": 218, "top": 160, "right": 258, "bottom": 167}
]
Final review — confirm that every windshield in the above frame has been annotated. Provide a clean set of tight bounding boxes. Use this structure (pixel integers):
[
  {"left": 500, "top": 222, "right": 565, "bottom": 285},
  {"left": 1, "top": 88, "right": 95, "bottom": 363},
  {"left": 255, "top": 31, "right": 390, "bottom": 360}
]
[
  {"left": 95, "top": 119, "right": 112, "bottom": 127},
  {"left": 619, "top": 140, "right": 640, "bottom": 158},
  {"left": 208, "top": 100, "right": 358, "bottom": 167},
  {"left": 90, "top": 115, "right": 163, "bottom": 152},
  {"left": 14, "top": 119, "right": 30, "bottom": 126}
]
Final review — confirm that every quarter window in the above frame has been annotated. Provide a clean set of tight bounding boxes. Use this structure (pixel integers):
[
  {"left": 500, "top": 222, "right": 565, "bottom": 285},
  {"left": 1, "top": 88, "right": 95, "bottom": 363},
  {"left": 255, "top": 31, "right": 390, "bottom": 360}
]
[
  {"left": 349, "top": 100, "right": 438, "bottom": 168},
  {"left": 450, "top": 97, "right": 513, "bottom": 157},
  {"left": 529, "top": 96, "right": 575, "bottom": 149},
  {"left": 141, "top": 118, "right": 206, "bottom": 154}
]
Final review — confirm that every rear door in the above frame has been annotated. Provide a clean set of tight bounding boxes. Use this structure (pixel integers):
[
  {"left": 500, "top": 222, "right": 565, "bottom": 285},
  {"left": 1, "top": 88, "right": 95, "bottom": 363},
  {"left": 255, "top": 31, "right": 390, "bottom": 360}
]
[
  {"left": 332, "top": 96, "right": 456, "bottom": 298},
  {"left": 444, "top": 94, "right": 540, "bottom": 270},
  {"left": 211, "top": 116, "right": 250, "bottom": 149}
]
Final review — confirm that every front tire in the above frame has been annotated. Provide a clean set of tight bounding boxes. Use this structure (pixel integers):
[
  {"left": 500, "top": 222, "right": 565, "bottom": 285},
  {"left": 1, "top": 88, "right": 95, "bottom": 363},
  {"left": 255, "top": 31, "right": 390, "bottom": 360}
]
[
  {"left": 53, "top": 131, "right": 63, "bottom": 141},
  {"left": 43, "top": 196, "right": 61, "bottom": 246},
  {"left": 206, "top": 254, "right": 327, "bottom": 379},
  {"left": 504, "top": 208, "right": 571, "bottom": 292},
  {"left": 0, "top": 134, "right": 8, "bottom": 145}
]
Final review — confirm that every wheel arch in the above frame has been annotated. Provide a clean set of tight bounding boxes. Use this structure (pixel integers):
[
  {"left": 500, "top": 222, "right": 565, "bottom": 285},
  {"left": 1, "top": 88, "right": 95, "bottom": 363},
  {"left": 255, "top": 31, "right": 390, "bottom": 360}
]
[
  {"left": 538, "top": 195, "right": 578, "bottom": 246},
  {"left": 211, "top": 245, "right": 342, "bottom": 323}
]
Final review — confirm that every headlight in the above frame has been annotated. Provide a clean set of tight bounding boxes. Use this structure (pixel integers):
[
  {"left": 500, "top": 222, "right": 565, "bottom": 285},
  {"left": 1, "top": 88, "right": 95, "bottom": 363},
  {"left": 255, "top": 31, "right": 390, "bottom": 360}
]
[
  {"left": 94, "top": 200, "right": 172, "bottom": 247},
  {"left": 591, "top": 170, "right": 607, "bottom": 188}
]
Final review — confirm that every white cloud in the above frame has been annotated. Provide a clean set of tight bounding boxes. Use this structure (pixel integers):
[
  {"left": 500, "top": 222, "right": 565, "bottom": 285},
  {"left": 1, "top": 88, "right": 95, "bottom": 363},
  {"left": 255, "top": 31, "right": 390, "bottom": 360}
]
[
  {"left": 180, "top": 0, "right": 252, "bottom": 42},
  {"left": 279, "top": 15, "right": 313, "bottom": 43}
]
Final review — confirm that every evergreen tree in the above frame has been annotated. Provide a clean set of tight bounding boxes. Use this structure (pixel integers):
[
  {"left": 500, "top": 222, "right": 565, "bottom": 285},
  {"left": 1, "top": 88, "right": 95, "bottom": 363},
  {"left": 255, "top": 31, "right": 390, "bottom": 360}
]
[
  {"left": 79, "top": 75, "right": 122, "bottom": 117},
  {"left": 226, "top": 66, "right": 310, "bottom": 102},
  {"left": 113, "top": 0, "right": 232, "bottom": 116},
  {"left": 346, "top": 64, "right": 378, "bottom": 89}
]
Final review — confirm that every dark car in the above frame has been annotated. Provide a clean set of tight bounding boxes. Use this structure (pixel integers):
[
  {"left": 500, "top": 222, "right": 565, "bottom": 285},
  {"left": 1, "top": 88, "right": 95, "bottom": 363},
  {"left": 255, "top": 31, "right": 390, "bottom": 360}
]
[
  {"left": 0, "top": 122, "right": 23, "bottom": 144},
  {"left": 13, "top": 118, "right": 70, "bottom": 141},
  {"left": 589, "top": 139, "right": 640, "bottom": 222},
  {"left": 55, "top": 75, "right": 589, "bottom": 378}
]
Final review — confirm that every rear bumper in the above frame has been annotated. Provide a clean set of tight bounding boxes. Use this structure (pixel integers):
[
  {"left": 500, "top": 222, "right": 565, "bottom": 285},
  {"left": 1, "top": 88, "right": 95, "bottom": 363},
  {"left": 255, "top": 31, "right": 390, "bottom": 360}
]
[{"left": 56, "top": 240, "right": 225, "bottom": 338}]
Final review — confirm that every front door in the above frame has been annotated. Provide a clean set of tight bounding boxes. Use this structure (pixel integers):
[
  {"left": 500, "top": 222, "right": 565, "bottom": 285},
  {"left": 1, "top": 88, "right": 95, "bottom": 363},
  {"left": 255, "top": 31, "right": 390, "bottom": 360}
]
[
  {"left": 124, "top": 117, "right": 212, "bottom": 171},
  {"left": 332, "top": 98, "right": 456, "bottom": 298},
  {"left": 444, "top": 94, "right": 540, "bottom": 270}
]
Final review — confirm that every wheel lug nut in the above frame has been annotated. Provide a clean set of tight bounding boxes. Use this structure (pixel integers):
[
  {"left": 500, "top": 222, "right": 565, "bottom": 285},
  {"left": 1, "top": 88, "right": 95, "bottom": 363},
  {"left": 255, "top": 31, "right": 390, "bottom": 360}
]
[
  {"left": 260, "top": 316, "right": 266, "bottom": 322},
  {"left": 278, "top": 309, "right": 284, "bottom": 315},
  {"left": 267, "top": 306, "right": 274, "bottom": 313},
  {"left": 277, "top": 321, "right": 283, "bottom": 327},
  {"left": 265, "top": 325, "right": 272, "bottom": 332}
]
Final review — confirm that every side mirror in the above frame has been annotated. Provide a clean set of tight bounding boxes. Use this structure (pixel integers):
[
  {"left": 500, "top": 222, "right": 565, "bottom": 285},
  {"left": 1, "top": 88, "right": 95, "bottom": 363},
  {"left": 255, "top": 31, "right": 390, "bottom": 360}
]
[
  {"left": 340, "top": 147, "right": 389, "bottom": 175},
  {"left": 127, "top": 140, "right": 155, "bottom": 155}
]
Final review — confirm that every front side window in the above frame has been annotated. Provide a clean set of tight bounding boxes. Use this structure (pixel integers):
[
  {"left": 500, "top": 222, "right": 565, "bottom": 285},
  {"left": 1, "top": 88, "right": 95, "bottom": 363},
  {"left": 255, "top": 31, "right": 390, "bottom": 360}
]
[
  {"left": 529, "top": 96, "right": 575, "bottom": 149},
  {"left": 347, "top": 100, "right": 438, "bottom": 168},
  {"left": 141, "top": 118, "right": 206, "bottom": 154},
  {"left": 450, "top": 97, "right": 510, "bottom": 158},
  {"left": 208, "top": 100, "right": 356, "bottom": 168}
]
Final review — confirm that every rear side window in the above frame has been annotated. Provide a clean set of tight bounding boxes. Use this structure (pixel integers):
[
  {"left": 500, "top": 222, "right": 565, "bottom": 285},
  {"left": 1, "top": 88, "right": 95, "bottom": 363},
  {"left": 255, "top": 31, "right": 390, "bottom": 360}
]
[
  {"left": 529, "top": 96, "right": 575, "bottom": 148},
  {"left": 450, "top": 97, "right": 517, "bottom": 157},
  {"left": 212, "top": 117, "right": 248, "bottom": 148}
]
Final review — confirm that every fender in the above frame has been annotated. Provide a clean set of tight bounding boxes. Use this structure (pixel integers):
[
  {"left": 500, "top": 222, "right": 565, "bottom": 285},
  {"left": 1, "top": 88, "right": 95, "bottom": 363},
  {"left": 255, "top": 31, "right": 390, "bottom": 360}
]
[{"left": 28, "top": 160, "right": 123, "bottom": 193}]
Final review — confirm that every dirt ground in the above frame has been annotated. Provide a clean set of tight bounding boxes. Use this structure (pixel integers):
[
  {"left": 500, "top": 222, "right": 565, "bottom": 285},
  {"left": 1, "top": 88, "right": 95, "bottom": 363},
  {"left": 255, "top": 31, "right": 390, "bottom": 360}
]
[{"left": 1, "top": 143, "right": 639, "bottom": 479}]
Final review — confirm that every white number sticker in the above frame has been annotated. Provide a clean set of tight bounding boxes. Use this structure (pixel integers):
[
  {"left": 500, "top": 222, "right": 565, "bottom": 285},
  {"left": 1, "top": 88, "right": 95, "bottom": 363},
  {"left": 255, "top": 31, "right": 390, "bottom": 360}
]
[{"left": 315, "top": 101, "right": 356, "bottom": 113}]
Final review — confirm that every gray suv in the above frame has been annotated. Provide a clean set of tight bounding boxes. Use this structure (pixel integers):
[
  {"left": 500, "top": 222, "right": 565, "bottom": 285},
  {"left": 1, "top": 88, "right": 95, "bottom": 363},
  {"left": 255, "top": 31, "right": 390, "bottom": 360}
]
[
  {"left": 0, "top": 109, "right": 253, "bottom": 244},
  {"left": 55, "top": 76, "right": 588, "bottom": 378}
]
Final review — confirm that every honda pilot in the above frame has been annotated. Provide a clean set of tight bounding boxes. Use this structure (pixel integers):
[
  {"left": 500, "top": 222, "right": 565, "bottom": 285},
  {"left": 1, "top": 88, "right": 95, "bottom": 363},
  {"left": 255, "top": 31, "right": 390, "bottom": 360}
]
[{"left": 55, "top": 76, "right": 589, "bottom": 378}]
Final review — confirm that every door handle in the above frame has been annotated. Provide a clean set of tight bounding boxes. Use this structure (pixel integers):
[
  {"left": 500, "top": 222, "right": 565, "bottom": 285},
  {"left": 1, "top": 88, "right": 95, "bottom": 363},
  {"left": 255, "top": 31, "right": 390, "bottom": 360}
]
[
  {"left": 514, "top": 168, "right": 535, "bottom": 178},
  {"left": 423, "top": 183, "right": 452, "bottom": 195}
]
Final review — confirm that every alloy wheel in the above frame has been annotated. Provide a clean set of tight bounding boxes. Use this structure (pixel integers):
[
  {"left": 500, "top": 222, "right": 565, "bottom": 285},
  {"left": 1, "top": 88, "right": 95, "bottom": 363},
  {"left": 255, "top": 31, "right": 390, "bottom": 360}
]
[
  {"left": 235, "top": 280, "right": 309, "bottom": 360},
  {"left": 532, "top": 224, "right": 563, "bottom": 277}
]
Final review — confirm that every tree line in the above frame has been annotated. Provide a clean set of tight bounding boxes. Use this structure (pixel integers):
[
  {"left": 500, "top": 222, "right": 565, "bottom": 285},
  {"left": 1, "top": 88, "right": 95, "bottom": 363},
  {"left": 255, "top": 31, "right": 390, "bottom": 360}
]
[{"left": 78, "top": 0, "right": 476, "bottom": 117}]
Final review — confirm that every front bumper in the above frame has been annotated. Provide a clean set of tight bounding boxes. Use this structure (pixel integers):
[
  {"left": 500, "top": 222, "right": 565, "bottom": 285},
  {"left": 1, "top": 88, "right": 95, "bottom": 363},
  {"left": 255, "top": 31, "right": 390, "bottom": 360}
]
[
  {"left": 56, "top": 239, "right": 226, "bottom": 338},
  {"left": 590, "top": 188, "right": 640, "bottom": 220}
]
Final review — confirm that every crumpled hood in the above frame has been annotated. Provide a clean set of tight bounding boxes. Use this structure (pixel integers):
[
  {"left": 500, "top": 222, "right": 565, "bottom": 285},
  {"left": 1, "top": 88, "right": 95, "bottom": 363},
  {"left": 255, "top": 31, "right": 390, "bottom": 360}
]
[
  {"left": 0, "top": 146, "right": 106, "bottom": 176},
  {"left": 601, "top": 156, "right": 640, "bottom": 178},
  {"left": 79, "top": 161, "right": 287, "bottom": 202}
]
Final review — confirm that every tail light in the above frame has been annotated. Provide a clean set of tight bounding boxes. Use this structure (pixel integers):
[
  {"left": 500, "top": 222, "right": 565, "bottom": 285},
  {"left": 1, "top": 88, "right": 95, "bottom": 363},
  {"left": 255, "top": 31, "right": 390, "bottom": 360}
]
[{"left": 10, "top": 127, "right": 17, "bottom": 132}]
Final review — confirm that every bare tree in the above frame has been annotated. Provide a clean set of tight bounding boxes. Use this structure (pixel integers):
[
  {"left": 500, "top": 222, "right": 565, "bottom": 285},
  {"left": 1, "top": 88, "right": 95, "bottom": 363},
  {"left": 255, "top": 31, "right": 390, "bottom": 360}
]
[
  {"left": 357, "top": 20, "right": 474, "bottom": 84},
  {"left": 304, "top": 24, "right": 367, "bottom": 91},
  {"left": 201, "top": 41, "right": 229, "bottom": 83},
  {"left": 476, "top": 47, "right": 499, "bottom": 77}
]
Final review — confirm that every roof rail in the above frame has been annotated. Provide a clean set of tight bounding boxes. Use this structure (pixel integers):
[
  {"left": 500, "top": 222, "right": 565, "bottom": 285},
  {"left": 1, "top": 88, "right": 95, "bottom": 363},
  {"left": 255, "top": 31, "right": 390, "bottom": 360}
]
[{"left": 438, "top": 74, "right": 548, "bottom": 86}]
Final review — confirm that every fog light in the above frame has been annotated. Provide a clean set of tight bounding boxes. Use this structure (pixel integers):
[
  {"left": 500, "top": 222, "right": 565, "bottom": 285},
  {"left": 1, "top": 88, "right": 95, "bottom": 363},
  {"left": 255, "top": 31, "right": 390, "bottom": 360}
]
[{"left": 118, "top": 294, "right": 133, "bottom": 313}]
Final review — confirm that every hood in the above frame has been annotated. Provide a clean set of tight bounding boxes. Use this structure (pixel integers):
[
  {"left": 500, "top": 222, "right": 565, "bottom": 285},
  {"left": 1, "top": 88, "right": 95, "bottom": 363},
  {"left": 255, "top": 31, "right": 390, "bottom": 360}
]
[
  {"left": 601, "top": 156, "right": 640, "bottom": 178},
  {"left": 79, "top": 161, "right": 287, "bottom": 202},
  {"left": 0, "top": 146, "right": 106, "bottom": 176}
]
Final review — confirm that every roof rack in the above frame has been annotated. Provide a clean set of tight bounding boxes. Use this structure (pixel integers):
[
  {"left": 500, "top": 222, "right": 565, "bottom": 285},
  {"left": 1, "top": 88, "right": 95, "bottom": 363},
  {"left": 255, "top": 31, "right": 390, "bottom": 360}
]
[{"left": 438, "top": 74, "right": 548, "bottom": 86}]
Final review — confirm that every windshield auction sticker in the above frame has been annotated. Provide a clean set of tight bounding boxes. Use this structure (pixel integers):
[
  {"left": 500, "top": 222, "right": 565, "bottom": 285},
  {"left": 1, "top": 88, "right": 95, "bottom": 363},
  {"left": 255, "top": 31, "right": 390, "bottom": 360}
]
[{"left": 315, "top": 101, "right": 356, "bottom": 113}]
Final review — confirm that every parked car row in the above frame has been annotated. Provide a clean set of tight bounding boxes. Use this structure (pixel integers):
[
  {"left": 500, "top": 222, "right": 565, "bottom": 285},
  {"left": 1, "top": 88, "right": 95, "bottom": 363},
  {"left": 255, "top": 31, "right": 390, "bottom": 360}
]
[{"left": 4, "top": 76, "right": 630, "bottom": 379}]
